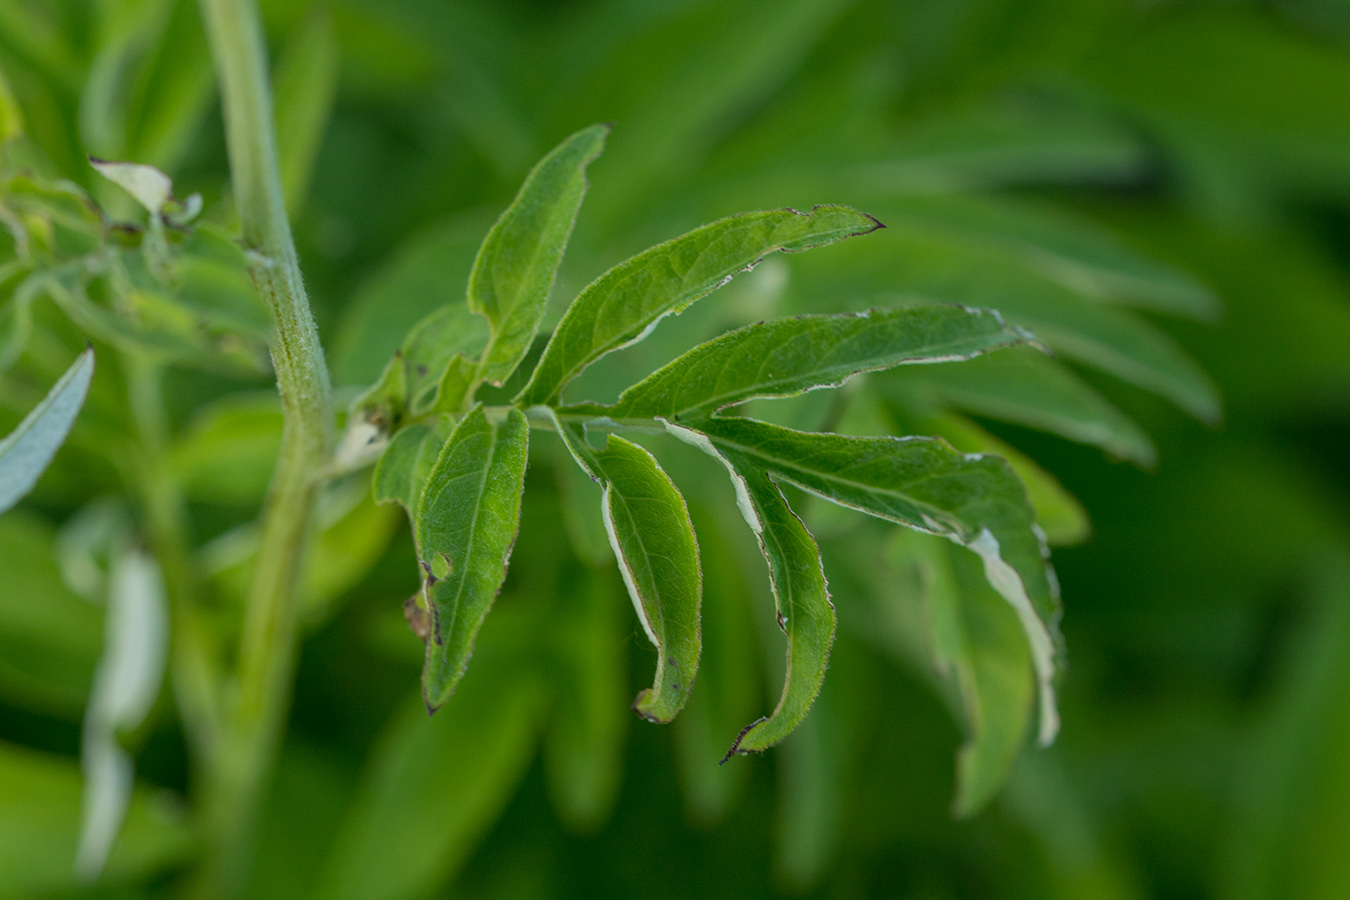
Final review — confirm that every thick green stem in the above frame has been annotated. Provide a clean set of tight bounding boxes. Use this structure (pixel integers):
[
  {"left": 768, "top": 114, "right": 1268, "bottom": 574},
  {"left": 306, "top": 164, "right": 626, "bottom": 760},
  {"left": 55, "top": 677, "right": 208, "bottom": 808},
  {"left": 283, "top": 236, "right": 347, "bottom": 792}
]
[{"left": 198, "top": 0, "right": 333, "bottom": 892}]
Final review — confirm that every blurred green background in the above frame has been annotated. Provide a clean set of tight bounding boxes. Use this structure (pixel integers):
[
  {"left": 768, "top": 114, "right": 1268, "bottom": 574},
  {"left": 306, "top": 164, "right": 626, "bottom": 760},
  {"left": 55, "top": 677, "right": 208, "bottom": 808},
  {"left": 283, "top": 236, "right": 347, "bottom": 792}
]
[{"left": 3, "top": 0, "right": 1350, "bottom": 897}]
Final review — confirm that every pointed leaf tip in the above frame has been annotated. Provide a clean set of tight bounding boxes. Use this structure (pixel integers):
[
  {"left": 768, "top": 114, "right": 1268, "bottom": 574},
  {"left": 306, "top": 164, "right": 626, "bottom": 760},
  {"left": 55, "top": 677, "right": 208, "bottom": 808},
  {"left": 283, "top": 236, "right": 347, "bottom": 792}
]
[
  {"left": 470, "top": 124, "right": 609, "bottom": 387},
  {"left": 516, "top": 204, "right": 883, "bottom": 406}
]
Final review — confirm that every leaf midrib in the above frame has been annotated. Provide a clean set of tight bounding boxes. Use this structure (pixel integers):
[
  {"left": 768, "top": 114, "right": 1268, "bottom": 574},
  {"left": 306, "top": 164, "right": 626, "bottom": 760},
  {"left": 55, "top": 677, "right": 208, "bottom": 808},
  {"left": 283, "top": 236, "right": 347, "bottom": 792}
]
[{"left": 428, "top": 422, "right": 499, "bottom": 647}]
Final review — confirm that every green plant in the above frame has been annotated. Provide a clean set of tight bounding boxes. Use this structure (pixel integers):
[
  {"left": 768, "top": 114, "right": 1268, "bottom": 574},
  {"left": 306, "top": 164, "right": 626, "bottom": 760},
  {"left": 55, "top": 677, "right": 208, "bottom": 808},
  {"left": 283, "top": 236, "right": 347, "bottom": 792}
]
[
  {"left": 3, "top": 6, "right": 1066, "bottom": 883},
  {"left": 5, "top": 2, "right": 1349, "bottom": 899}
]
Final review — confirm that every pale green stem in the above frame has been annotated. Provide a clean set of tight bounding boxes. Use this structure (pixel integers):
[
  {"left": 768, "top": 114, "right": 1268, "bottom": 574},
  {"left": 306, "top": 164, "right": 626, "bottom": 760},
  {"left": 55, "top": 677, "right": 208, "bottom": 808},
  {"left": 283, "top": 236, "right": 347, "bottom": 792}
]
[{"left": 198, "top": 0, "right": 333, "bottom": 892}]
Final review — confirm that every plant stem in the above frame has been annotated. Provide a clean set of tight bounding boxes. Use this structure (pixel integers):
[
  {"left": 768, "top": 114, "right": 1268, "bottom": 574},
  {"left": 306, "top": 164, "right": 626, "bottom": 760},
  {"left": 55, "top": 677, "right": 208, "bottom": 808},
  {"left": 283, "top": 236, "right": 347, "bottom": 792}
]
[{"left": 198, "top": 0, "right": 333, "bottom": 892}]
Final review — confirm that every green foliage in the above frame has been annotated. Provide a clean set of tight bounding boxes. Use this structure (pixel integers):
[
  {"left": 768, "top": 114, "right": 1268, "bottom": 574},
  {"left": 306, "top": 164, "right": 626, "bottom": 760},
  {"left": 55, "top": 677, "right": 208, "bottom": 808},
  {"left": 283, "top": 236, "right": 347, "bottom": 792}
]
[
  {"left": 515, "top": 205, "right": 882, "bottom": 406},
  {"left": 414, "top": 405, "right": 529, "bottom": 709},
  {"left": 601, "top": 305, "right": 1032, "bottom": 422},
  {"left": 469, "top": 123, "right": 608, "bottom": 388},
  {"left": 0, "top": 346, "right": 91, "bottom": 513},
  {"left": 556, "top": 424, "right": 702, "bottom": 723},
  {"left": 2, "top": 1, "right": 1349, "bottom": 898}
]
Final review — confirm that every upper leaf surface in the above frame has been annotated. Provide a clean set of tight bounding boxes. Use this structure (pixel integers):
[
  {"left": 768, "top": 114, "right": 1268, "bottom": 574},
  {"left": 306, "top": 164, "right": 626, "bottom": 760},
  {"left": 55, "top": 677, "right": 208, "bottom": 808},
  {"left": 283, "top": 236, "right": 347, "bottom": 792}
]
[
  {"left": 605, "top": 305, "right": 1031, "bottom": 421},
  {"left": 470, "top": 124, "right": 608, "bottom": 387},
  {"left": 691, "top": 416, "right": 1060, "bottom": 745},
  {"left": 663, "top": 422, "right": 834, "bottom": 755},
  {"left": 372, "top": 416, "right": 453, "bottom": 513},
  {"left": 514, "top": 205, "right": 882, "bottom": 406},
  {"left": 0, "top": 347, "right": 93, "bottom": 515},
  {"left": 414, "top": 406, "right": 530, "bottom": 709},
  {"left": 558, "top": 428, "right": 702, "bottom": 723}
]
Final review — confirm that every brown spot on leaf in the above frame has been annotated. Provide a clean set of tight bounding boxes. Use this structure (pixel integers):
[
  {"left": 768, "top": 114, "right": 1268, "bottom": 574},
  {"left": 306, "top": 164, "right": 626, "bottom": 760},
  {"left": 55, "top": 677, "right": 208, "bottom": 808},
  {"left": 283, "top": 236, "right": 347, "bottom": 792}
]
[{"left": 403, "top": 594, "right": 430, "bottom": 641}]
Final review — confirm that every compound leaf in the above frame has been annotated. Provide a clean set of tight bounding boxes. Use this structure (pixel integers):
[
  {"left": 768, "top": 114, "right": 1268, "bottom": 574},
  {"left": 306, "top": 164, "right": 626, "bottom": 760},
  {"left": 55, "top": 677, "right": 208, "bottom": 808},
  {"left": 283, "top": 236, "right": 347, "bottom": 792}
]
[
  {"left": 0, "top": 347, "right": 94, "bottom": 515},
  {"left": 470, "top": 124, "right": 608, "bottom": 387},
  {"left": 603, "top": 305, "right": 1032, "bottom": 421},
  {"left": 515, "top": 205, "right": 882, "bottom": 406},
  {"left": 414, "top": 406, "right": 529, "bottom": 710}
]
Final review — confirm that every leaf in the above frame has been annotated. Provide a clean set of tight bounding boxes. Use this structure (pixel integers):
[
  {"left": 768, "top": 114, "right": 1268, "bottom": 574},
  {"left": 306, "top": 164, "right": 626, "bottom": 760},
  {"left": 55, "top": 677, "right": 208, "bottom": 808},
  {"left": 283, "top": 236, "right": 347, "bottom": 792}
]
[
  {"left": 414, "top": 406, "right": 530, "bottom": 709},
  {"left": 554, "top": 423, "right": 702, "bottom": 722},
  {"left": 600, "top": 305, "right": 1032, "bottom": 422},
  {"left": 542, "top": 566, "right": 627, "bottom": 831},
  {"left": 842, "top": 386, "right": 1091, "bottom": 546},
  {"left": 663, "top": 422, "right": 834, "bottom": 754},
  {"left": 352, "top": 304, "right": 491, "bottom": 428},
  {"left": 0, "top": 346, "right": 93, "bottom": 515},
  {"left": 170, "top": 393, "right": 283, "bottom": 505},
  {"left": 514, "top": 205, "right": 882, "bottom": 406},
  {"left": 876, "top": 194, "right": 1219, "bottom": 319},
  {"left": 921, "top": 411, "right": 1090, "bottom": 547},
  {"left": 788, "top": 229, "right": 1221, "bottom": 421},
  {"left": 883, "top": 347, "right": 1157, "bottom": 467},
  {"left": 688, "top": 416, "right": 1061, "bottom": 746},
  {"left": 0, "top": 740, "right": 192, "bottom": 896},
  {"left": 952, "top": 570, "right": 1034, "bottom": 817},
  {"left": 88, "top": 158, "right": 172, "bottom": 215},
  {"left": 78, "top": 548, "right": 169, "bottom": 880},
  {"left": 429, "top": 355, "right": 478, "bottom": 415},
  {"left": 469, "top": 124, "right": 608, "bottom": 387},
  {"left": 671, "top": 505, "right": 760, "bottom": 823},
  {"left": 372, "top": 417, "right": 453, "bottom": 514},
  {"left": 0, "top": 511, "right": 103, "bottom": 717},
  {"left": 274, "top": 9, "right": 340, "bottom": 216},
  {"left": 315, "top": 621, "right": 541, "bottom": 900}
]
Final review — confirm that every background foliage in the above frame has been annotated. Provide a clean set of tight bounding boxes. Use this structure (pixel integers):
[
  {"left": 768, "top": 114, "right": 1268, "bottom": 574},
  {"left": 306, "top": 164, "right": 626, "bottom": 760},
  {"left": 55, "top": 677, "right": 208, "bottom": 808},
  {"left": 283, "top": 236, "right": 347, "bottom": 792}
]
[{"left": 2, "top": 0, "right": 1350, "bottom": 897}]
